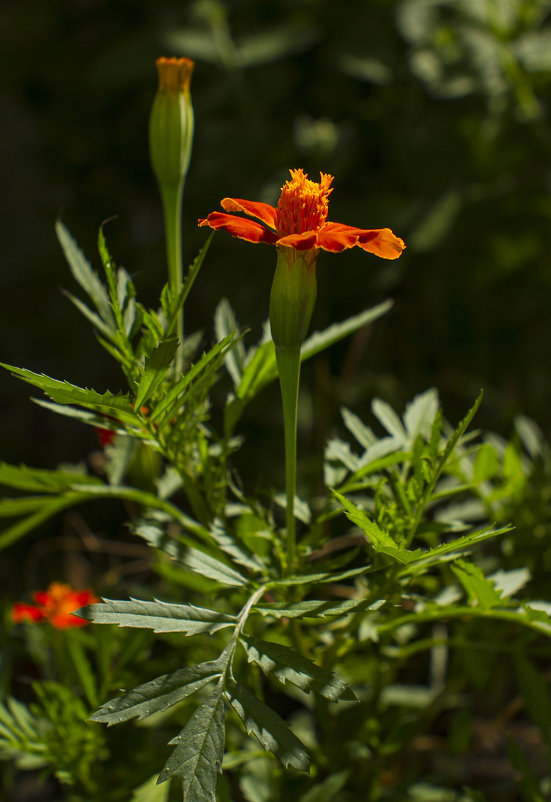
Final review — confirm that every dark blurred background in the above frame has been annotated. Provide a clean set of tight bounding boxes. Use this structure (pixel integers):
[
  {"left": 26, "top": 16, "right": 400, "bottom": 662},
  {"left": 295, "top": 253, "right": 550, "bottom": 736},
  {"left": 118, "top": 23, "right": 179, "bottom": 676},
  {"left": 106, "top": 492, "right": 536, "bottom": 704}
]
[{"left": 2, "top": 0, "right": 551, "bottom": 470}]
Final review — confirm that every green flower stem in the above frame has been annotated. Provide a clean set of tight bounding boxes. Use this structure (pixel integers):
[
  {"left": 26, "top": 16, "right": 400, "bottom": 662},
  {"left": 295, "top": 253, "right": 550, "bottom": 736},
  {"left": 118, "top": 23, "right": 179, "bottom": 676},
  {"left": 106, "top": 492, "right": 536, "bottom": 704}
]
[
  {"left": 275, "top": 344, "right": 301, "bottom": 574},
  {"left": 160, "top": 181, "right": 184, "bottom": 374}
]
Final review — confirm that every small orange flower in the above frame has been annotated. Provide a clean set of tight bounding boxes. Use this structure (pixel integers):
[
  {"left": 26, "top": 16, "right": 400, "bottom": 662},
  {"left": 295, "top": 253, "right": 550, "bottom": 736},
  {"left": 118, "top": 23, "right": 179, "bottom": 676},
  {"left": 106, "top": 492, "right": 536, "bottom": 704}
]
[
  {"left": 11, "top": 582, "right": 98, "bottom": 629},
  {"left": 198, "top": 168, "right": 405, "bottom": 259}
]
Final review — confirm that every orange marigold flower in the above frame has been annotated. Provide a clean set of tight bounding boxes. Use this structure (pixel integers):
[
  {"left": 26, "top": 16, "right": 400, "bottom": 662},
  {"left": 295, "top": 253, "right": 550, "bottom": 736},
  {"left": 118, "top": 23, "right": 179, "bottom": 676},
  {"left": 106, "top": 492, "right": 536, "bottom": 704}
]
[
  {"left": 198, "top": 168, "right": 405, "bottom": 260},
  {"left": 11, "top": 582, "right": 98, "bottom": 629}
]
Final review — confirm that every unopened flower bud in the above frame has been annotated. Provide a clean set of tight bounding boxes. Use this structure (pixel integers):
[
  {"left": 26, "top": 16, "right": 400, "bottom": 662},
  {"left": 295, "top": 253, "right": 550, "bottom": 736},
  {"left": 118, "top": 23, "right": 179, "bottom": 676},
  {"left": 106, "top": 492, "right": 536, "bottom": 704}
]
[{"left": 149, "top": 57, "right": 195, "bottom": 188}]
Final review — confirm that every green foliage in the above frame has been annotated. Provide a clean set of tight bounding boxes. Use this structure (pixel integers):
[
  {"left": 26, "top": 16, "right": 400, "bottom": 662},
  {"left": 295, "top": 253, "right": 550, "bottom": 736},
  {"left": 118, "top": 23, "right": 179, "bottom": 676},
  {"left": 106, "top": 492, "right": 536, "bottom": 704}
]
[
  {"left": 0, "top": 684, "right": 106, "bottom": 792},
  {"left": 5, "top": 19, "right": 551, "bottom": 794},
  {"left": 5, "top": 231, "right": 551, "bottom": 799}
]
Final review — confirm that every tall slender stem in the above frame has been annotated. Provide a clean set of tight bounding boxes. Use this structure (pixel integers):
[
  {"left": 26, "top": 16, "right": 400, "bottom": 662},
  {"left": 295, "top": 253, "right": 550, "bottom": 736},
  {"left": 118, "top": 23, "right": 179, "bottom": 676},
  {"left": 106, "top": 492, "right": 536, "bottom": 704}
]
[
  {"left": 275, "top": 345, "right": 301, "bottom": 574},
  {"left": 160, "top": 182, "right": 184, "bottom": 374}
]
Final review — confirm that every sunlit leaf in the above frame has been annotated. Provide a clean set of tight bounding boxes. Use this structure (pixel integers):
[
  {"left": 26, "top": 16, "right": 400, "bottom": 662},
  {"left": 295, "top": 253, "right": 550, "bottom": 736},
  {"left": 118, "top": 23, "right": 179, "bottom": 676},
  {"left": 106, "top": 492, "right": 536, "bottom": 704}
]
[
  {"left": 91, "top": 660, "right": 224, "bottom": 725},
  {"left": 80, "top": 598, "right": 237, "bottom": 634}
]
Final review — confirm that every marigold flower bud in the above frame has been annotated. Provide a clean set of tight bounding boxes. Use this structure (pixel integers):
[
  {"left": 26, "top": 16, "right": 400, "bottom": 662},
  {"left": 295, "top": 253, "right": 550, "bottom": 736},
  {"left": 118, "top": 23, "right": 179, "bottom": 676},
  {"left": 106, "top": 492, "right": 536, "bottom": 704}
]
[{"left": 149, "top": 57, "right": 195, "bottom": 188}]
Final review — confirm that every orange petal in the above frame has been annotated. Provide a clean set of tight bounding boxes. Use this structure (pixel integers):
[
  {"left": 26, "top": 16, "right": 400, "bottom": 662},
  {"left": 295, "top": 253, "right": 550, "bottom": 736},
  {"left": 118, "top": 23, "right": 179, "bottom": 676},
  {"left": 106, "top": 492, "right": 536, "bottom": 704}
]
[
  {"left": 275, "top": 231, "right": 318, "bottom": 251},
  {"left": 317, "top": 223, "right": 369, "bottom": 252},
  {"left": 198, "top": 212, "right": 278, "bottom": 244},
  {"left": 220, "top": 198, "right": 277, "bottom": 229},
  {"left": 318, "top": 223, "right": 405, "bottom": 259},
  {"left": 357, "top": 227, "right": 405, "bottom": 260}
]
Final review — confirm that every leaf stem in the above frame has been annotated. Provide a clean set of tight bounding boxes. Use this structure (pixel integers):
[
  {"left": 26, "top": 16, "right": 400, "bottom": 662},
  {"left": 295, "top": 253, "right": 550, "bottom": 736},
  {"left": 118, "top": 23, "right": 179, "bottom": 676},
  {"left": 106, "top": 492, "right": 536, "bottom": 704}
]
[
  {"left": 160, "top": 182, "right": 184, "bottom": 375},
  {"left": 275, "top": 345, "right": 301, "bottom": 574}
]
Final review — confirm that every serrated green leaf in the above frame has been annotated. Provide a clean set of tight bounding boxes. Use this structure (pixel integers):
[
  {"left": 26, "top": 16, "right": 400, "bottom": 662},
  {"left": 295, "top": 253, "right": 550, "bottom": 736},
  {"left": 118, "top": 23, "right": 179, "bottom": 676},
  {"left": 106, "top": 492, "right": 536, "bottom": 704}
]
[
  {"left": 396, "top": 525, "right": 512, "bottom": 576},
  {"left": 149, "top": 333, "right": 237, "bottom": 424},
  {"left": 226, "top": 681, "right": 309, "bottom": 771},
  {"left": 439, "top": 392, "right": 483, "bottom": 473},
  {"left": 90, "top": 659, "right": 224, "bottom": 725},
  {"left": 334, "top": 491, "right": 420, "bottom": 564},
  {"left": 253, "top": 598, "right": 385, "bottom": 621},
  {"left": 135, "top": 337, "right": 179, "bottom": 408},
  {"left": 241, "top": 637, "right": 356, "bottom": 702},
  {"left": 80, "top": 598, "right": 237, "bottom": 634},
  {"left": 56, "top": 220, "right": 115, "bottom": 328},
  {"left": 158, "top": 685, "right": 225, "bottom": 798},
  {"left": 184, "top": 547, "right": 249, "bottom": 587},
  {"left": 451, "top": 560, "right": 503, "bottom": 608},
  {"left": 0, "top": 362, "right": 132, "bottom": 413},
  {"left": 269, "top": 564, "right": 373, "bottom": 588},
  {"left": 209, "top": 521, "right": 266, "bottom": 574}
]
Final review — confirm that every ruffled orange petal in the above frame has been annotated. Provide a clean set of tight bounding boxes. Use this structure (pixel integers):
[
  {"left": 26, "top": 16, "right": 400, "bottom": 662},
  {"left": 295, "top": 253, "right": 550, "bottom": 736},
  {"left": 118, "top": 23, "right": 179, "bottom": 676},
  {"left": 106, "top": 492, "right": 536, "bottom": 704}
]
[
  {"left": 276, "top": 231, "right": 318, "bottom": 251},
  {"left": 220, "top": 198, "right": 278, "bottom": 230},
  {"left": 318, "top": 223, "right": 405, "bottom": 259},
  {"left": 198, "top": 212, "right": 278, "bottom": 245}
]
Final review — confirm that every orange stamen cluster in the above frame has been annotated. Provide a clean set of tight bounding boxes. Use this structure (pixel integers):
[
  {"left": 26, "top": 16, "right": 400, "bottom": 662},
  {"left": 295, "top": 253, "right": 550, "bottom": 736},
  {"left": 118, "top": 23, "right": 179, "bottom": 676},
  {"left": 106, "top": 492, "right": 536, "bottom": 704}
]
[
  {"left": 156, "top": 57, "right": 194, "bottom": 91},
  {"left": 277, "top": 169, "right": 333, "bottom": 236}
]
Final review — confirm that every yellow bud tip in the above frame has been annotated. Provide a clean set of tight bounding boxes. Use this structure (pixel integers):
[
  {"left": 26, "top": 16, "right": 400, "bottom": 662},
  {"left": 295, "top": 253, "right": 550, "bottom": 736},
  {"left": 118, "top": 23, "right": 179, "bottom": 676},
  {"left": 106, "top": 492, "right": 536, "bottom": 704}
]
[{"left": 155, "top": 57, "right": 195, "bottom": 91}]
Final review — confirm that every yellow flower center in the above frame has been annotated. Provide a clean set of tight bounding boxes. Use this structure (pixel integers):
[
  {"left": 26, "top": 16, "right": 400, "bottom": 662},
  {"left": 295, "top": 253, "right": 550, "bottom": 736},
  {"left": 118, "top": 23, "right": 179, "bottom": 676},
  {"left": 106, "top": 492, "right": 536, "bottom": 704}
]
[
  {"left": 156, "top": 57, "right": 194, "bottom": 92},
  {"left": 276, "top": 169, "right": 333, "bottom": 236}
]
